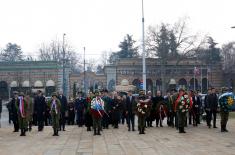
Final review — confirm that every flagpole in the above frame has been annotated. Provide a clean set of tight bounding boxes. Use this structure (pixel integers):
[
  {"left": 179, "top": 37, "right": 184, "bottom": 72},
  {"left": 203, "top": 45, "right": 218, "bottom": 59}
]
[
  {"left": 194, "top": 67, "right": 196, "bottom": 91},
  {"left": 141, "top": 0, "right": 146, "bottom": 94},
  {"left": 201, "top": 66, "right": 202, "bottom": 93}
]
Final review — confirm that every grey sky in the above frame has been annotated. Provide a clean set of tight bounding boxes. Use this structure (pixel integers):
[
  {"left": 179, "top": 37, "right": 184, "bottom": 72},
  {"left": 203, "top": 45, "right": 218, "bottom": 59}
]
[{"left": 0, "top": 0, "right": 235, "bottom": 61}]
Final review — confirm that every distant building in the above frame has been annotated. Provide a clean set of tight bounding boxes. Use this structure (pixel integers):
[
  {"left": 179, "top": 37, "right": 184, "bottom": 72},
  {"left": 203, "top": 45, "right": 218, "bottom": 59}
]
[{"left": 0, "top": 61, "right": 70, "bottom": 99}]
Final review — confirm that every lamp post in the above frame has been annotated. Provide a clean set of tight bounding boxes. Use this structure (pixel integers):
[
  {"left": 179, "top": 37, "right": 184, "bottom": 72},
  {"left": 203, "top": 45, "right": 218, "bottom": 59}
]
[
  {"left": 83, "top": 47, "right": 86, "bottom": 96},
  {"left": 141, "top": 0, "right": 146, "bottom": 94},
  {"left": 62, "top": 33, "right": 66, "bottom": 97}
]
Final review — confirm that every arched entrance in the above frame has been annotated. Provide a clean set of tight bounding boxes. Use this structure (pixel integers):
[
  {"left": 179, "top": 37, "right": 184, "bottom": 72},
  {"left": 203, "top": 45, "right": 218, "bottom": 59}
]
[
  {"left": 45, "top": 80, "right": 55, "bottom": 96},
  {"left": 132, "top": 79, "right": 141, "bottom": 90},
  {"left": 190, "top": 78, "right": 199, "bottom": 91},
  {"left": 0, "top": 81, "right": 8, "bottom": 99},
  {"left": 156, "top": 79, "right": 162, "bottom": 91},
  {"left": 202, "top": 78, "right": 208, "bottom": 93},
  {"left": 108, "top": 79, "right": 115, "bottom": 91},
  {"left": 178, "top": 78, "right": 187, "bottom": 90},
  {"left": 147, "top": 79, "right": 153, "bottom": 92}
]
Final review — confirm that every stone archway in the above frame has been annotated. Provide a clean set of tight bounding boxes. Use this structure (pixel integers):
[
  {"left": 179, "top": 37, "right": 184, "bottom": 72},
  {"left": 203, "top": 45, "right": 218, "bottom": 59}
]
[
  {"left": 202, "top": 78, "right": 208, "bottom": 93},
  {"left": 147, "top": 79, "right": 153, "bottom": 92},
  {"left": 190, "top": 78, "right": 199, "bottom": 90},
  {"left": 0, "top": 81, "right": 8, "bottom": 99},
  {"left": 45, "top": 80, "right": 55, "bottom": 96},
  {"left": 108, "top": 79, "right": 115, "bottom": 91},
  {"left": 178, "top": 78, "right": 187, "bottom": 89},
  {"left": 156, "top": 79, "right": 162, "bottom": 91},
  {"left": 132, "top": 79, "right": 141, "bottom": 90}
]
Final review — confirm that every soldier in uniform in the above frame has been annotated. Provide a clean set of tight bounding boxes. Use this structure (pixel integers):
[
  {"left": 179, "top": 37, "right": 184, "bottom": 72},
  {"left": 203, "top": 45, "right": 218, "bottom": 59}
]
[
  {"left": 91, "top": 91, "right": 104, "bottom": 135},
  {"left": 219, "top": 87, "right": 235, "bottom": 132},
  {"left": 137, "top": 90, "right": 150, "bottom": 134},
  {"left": 17, "top": 92, "right": 28, "bottom": 136},
  {"left": 175, "top": 88, "right": 191, "bottom": 133},
  {"left": 58, "top": 90, "right": 68, "bottom": 131},
  {"left": 49, "top": 93, "right": 61, "bottom": 136},
  {"left": 25, "top": 94, "right": 34, "bottom": 131},
  {"left": 10, "top": 91, "right": 19, "bottom": 132}
]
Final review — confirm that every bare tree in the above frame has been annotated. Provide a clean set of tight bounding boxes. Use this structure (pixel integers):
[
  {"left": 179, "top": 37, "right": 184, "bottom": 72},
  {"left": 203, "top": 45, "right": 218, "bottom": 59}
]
[
  {"left": 38, "top": 39, "right": 81, "bottom": 72},
  {"left": 222, "top": 42, "right": 235, "bottom": 72}
]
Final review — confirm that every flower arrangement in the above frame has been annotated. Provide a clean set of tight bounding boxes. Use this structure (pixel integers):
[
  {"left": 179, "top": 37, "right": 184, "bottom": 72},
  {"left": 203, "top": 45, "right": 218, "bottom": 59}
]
[
  {"left": 219, "top": 92, "right": 235, "bottom": 112},
  {"left": 90, "top": 97, "right": 105, "bottom": 118},
  {"left": 137, "top": 99, "right": 150, "bottom": 116},
  {"left": 175, "top": 93, "right": 191, "bottom": 113}
]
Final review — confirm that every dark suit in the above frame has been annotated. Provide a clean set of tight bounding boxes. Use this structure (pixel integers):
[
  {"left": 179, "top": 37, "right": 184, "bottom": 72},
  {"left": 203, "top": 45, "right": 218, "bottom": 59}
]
[
  {"left": 205, "top": 93, "right": 218, "bottom": 128},
  {"left": 34, "top": 95, "right": 46, "bottom": 131},
  {"left": 190, "top": 95, "right": 201, "bottom": 126},
  {"left": 125, "top": 96, "right": 136, "bottom": 131},
  {"left": 58, "top": 95, "right": 67, "bottom": 130}
]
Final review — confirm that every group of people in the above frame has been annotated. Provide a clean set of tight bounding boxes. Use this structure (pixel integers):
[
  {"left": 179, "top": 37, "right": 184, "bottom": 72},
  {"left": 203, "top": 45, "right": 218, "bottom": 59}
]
[{"left": 5, "top": 86, "right": 235, "bottom": 136}]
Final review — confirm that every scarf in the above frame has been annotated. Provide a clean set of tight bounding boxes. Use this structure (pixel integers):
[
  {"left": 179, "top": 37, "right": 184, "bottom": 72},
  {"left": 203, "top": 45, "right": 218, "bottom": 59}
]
[
  {"left": 51, "top": 99, "right": 58, "bottom": 114},
  {"left": 19, "top": 96, "right": 25, "bottom": 118}
]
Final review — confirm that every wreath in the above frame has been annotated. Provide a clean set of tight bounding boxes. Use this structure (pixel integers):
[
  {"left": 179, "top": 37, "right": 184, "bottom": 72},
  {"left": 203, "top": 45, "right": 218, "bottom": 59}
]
[
  {"left": 137, "top": 99, "right": 150, "bottom": 116},
  {"left": 175, "top": 93, "right": 191, "bottom": 113}
]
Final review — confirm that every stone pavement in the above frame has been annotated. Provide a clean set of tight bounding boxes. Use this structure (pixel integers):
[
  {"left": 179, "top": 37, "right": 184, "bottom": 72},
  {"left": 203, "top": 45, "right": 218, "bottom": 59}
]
[{"left": 1, "top": 103, "right": 235, "bottom": 155}]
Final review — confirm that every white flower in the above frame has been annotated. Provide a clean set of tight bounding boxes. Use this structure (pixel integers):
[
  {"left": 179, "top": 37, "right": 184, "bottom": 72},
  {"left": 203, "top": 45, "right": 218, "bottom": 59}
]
[
  {"left": 184, "top": 95, "right": 188, "bottom": 98},
  {"left": 142, "top": 111, "right": 145, "bottom": 114},
  {"left": 179, "top": 106, "right": 183, "bottom": 109},
  {"left": 186, "top": 105, "right": 188, "bottom": 108},
  {"left": 182, "top": 109, "right": 185, "bottom": 112},
  {"left": 137, "top": 103, "right": 140, "bottom": 106},
  {"left": 144, "top": 105, "right": 147, "bottom": 108}
]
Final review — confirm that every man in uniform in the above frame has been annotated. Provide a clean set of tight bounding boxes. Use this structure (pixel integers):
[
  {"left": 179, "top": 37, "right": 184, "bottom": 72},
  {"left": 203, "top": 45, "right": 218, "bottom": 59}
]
[
  {"left": 219, "top": 87, "right": 235, "bottom": 132},
  {"left": 17, "top": 92, "right": 28, "bottom": 136},
  {"left": 25, "top": 94, "right": 34, "bottom": 131},
  {"left": 175, "top": 88, "right": 191, "bottom": 133},
  {"left": 49, "top": 92, "right": 61, "bottom": 136},
  {"left": 137, "top": 90, "right": 150, "bottom": 134},
  {"left": 58, "top": 90, "right": 68, "bottom": 131}
]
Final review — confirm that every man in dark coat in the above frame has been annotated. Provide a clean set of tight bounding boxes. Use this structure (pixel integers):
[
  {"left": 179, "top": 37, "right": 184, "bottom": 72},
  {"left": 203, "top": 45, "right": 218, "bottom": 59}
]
[
  {"left": 102, "top": 89, "right": 112, "bottom": 129},
  {"left": 153, "top": 91, "right": 165, "bottom": 127},
  {"left": 0, "top": 97, "right": 2, "bottom": 128},
  {"left": 191, "top": 91, "right": 201, "bottom": 126},
  {"left": 205, "top": 88, "right": 218, "bottom": 128},
  {"left": 125, "top": 90, "right": 137, "bottom": 131},
  {"left": 58, "top": 90, "right": 68, "bottom": 131},
  {"left": 34, "top": 90, "right": 46, "bottom": 131},
  {"left": 10, "top": 91, "right": 19, "bottom": 132},
  {"left": 111, "top": 92, "right": 122, "bottom": 129},
  {"left": 74, "top": 91, "right": 86, "bottom": 127}
]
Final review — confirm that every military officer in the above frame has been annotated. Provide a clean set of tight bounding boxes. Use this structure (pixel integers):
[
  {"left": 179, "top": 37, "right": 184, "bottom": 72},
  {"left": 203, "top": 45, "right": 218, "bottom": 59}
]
[
  {"left": 49, "top": 92, "right": 61, "bottom": 136},
  {"left": 17, "top": 92, "right": 28, "bottom": 136},
  {"left": 219, "top": 87, "right": 235, "bottom": 132}
]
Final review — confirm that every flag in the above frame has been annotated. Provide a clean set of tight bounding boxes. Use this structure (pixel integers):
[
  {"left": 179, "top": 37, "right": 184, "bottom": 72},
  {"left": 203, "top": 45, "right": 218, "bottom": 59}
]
[{"left": 194, "top": 67, "right": 200, "bottom": 76}]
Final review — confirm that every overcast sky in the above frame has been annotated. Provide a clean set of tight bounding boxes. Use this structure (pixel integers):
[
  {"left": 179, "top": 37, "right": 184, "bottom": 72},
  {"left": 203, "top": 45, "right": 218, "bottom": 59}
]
[{"left": 0, "top": 0, "right": 235, "bottom": 61}]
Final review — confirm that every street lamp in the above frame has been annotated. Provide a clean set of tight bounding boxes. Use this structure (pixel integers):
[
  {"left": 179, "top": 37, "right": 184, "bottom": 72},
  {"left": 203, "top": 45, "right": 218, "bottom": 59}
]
[
  {"left": 141, "top": 0, "right": 146, "bottom": 94},
  {"left": 62, "top": 33, "right": 66, "bottom": 97}
]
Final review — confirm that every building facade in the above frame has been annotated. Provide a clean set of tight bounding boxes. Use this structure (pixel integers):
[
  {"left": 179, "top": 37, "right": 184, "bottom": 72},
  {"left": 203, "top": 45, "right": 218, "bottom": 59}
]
[{"left": 0, "top": 61, "right": 70, "bottom": 99}]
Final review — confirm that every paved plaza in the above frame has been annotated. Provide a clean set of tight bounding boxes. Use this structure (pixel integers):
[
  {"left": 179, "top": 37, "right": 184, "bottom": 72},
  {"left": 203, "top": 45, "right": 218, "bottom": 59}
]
[{"left": 1, "top": 104, "right": 235, "bottom": 155}]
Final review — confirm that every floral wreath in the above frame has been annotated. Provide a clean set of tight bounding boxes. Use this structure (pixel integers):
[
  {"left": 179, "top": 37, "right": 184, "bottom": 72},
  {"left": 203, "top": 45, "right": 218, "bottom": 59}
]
[
  {"left": 175, "top": 93, "right": 191, "bottom": 113},
  {"left": 137, "top": 99, "right": 150, "bottom": 115}
]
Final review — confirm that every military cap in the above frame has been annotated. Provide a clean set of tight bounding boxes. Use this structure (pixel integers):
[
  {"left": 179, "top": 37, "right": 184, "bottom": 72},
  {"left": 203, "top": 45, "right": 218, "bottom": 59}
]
[
  {"left": 19, "top": 92, "right": 24, "bottom": 96},
  {"left": 13, "top": 91, "right": 19, "bottom": 94},
  {"left": 139, "top": 90, "right": 145, "bottom": 95},
  {"left": 51, "top": 92, "right": 57, "bottom": 97}
]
